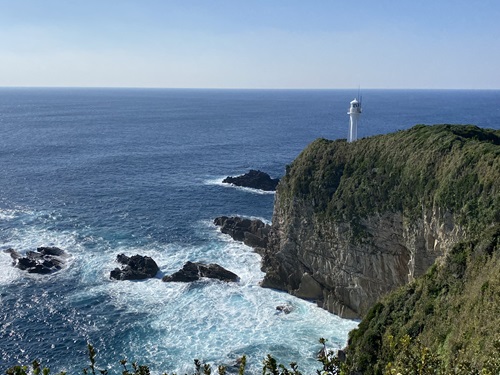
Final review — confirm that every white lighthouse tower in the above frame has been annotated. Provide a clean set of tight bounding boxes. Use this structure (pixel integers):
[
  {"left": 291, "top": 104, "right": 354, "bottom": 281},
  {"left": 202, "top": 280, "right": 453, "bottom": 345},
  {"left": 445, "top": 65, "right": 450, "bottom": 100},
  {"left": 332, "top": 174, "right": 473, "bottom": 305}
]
[{"left": 347, "top": 98, "right": 362, "bottom": 142}]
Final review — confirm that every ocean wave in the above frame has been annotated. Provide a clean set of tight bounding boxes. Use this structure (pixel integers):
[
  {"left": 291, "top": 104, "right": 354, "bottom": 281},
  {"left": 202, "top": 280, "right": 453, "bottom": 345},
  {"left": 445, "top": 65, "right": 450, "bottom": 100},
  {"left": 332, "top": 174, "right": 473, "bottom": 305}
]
[
  {"left": 204, "top": 177, "right": 276, "bottom": 195},
  {"left": 0, "top": 207, "right": 36, "bottom": 221},
  {"left": 47, "top": 223, "right": 357, "bottom": 374},
  {"left": 0, "top": 226, "right": 80, "bottom": 285}
]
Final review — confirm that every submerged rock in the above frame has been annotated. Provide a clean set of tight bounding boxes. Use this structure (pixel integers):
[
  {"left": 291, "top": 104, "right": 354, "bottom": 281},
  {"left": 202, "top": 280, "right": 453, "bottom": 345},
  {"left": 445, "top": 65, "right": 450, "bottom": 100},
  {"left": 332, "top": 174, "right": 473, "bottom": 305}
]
[
  {"left": 110, "top": 254, "right": 159, "bottom": 280},
  {"left": 4, "top": 246, "right": 69, "bottom": 274},
  {"left": 276, "top": 304, "right": 294, "bottom": 314},
  {"left": 222, "top": 170, "right": 279, "bottom": 191},
  {"left": 162, "top": 261, "right": 239, "bottom": 283}
]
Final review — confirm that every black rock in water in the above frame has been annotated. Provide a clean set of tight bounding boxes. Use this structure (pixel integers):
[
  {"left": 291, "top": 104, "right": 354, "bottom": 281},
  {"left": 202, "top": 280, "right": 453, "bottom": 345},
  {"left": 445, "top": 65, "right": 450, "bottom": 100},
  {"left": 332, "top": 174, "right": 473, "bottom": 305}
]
[
  {"left": 222, "top": 170, "right": 279, "bottom": 191},
  {"left": 163, "top": 261, "right": 200, "bottom": 282},
  {"left": 4, "top": 246, "right": 69, "bottom": 274},
  {"left": 162, "top": 261, "right": 239, "bottom": 283},
  {"left": 276, "top": 304, "right": 294, "bottom": 314},
  {"left": 214, "top": 216, "right": 271, "bottom": 250},
  {"left": 110, "top": 253, "right": 160, "bottom": 280}
]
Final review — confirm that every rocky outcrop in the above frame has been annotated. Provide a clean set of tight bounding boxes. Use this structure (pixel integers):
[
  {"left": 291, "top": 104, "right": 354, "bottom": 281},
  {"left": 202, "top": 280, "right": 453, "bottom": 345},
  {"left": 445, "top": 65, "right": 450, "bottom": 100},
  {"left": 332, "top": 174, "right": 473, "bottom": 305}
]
[
  {"left": 214, "top": 216, "right": 271, "bottom": 250},
  {"left": 4, "top": 246, "right": 69, "bottom": 274},
  {"left": 162, "top": 261, "right": 239, "bottom": 282},
  {"left": 110, "top": 254, "right": 159, "bottom": 280},
  {"left": 223, "top": 170, "right": 279, "bottom": 191},
  {"left": 261, "top": 125, "right": 499, "bottom": 319}
]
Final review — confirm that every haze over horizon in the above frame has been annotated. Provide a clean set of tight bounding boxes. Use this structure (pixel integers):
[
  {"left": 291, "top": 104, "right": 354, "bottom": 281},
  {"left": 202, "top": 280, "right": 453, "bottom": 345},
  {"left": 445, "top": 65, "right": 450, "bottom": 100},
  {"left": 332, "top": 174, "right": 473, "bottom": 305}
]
[{"left": 1, "top": 0, "right": 499, "bottom": 90}]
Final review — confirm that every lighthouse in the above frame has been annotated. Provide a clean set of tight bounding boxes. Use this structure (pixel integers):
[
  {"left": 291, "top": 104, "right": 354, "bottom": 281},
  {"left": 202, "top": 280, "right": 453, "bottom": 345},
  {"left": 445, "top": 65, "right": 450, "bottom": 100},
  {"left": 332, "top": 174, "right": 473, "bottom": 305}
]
[{"left": 347, "top": 98, "right": 362, "bottom": 142}]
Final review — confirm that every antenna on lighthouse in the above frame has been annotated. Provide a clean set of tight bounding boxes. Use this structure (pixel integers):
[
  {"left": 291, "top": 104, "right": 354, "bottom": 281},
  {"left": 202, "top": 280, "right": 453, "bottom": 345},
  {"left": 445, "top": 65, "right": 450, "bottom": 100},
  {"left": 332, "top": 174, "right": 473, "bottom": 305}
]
[{"left": 347, "top": 93, "right": 362, "bottom": 142}]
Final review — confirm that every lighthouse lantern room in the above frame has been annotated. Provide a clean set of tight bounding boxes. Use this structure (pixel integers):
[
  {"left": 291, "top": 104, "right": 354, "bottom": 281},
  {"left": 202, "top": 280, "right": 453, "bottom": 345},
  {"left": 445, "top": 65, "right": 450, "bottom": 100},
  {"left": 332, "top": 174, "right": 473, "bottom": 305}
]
[{"left": 347, "top": 98, "right": 362, "bottom": 142}]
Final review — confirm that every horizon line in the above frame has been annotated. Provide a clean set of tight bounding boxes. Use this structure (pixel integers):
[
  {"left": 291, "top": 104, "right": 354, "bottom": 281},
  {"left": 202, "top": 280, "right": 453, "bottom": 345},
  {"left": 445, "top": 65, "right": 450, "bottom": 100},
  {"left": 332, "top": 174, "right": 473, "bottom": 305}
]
[{"left": 1, "top": 85, "right": 499, "bottom": 91}]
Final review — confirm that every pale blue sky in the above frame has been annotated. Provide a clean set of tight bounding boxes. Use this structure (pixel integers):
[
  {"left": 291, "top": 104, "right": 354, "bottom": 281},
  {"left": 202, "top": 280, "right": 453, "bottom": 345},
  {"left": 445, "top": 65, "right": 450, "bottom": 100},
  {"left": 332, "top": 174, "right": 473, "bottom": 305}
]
[{"left": 1, "top": 0, "right": 499, "bottom": 89}]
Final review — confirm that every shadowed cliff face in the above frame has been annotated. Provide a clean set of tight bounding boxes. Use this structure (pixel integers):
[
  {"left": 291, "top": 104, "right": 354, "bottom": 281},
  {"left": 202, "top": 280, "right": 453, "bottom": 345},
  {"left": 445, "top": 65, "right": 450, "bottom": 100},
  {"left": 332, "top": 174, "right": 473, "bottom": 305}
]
[{"left": 260, "top": 124, "right": 499, "bottom": 318}]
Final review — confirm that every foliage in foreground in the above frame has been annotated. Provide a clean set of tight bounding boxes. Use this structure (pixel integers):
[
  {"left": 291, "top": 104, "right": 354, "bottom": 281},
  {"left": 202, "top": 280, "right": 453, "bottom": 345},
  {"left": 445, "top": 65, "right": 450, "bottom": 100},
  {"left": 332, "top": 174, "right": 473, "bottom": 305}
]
[
  {"left": 6, "top": 334, "right": 500, "bottom": 375},
  {"left": 5, "top": 339, "right": 346, "bottom": 375}
]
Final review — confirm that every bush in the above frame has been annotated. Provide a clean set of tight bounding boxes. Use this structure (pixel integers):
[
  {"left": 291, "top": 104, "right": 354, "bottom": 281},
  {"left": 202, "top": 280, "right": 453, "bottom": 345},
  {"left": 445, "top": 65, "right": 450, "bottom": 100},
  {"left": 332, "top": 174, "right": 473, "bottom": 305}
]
[{"left": 5, "top": 339, "right": 347, "bottom": 375}]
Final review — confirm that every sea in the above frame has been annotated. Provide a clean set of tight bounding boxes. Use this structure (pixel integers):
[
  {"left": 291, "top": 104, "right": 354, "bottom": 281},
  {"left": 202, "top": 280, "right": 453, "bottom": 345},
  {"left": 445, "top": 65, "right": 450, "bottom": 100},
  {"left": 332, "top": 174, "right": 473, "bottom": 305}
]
[{"left": 1, "top": 88, "right": 499, "bottom": 374}]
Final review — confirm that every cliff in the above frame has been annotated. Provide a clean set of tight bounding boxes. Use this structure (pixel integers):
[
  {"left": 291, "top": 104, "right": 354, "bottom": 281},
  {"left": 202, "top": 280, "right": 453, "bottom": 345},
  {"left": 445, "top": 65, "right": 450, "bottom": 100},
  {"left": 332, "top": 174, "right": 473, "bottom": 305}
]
[{"left": 261, "top": 124, "right": 500, "bottom": 319}]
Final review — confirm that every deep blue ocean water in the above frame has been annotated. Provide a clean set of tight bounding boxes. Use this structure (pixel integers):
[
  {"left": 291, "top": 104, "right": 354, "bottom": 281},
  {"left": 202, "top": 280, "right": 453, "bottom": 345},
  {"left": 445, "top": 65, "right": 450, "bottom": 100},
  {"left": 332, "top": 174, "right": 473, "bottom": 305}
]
[{"left": 1, "top": 88, "right": 499, "bottom": 374}]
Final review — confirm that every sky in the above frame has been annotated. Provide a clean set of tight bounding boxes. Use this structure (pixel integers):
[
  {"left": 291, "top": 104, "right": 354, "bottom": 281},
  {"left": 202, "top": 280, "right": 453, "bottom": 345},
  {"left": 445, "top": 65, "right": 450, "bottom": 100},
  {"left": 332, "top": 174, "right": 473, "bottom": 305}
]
[{"left": 0, "top": 0, "right": 499, "bottom": 89}]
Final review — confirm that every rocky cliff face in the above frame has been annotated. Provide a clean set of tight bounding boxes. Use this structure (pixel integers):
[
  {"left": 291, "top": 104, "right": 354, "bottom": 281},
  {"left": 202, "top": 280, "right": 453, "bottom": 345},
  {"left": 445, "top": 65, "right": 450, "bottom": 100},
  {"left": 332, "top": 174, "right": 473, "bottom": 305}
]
[
  {"left": 261, "top": 125, "right": 499, "bottom": 319},
  {"left": 262, "top": 198, "right": 465, "bottom": 318}
]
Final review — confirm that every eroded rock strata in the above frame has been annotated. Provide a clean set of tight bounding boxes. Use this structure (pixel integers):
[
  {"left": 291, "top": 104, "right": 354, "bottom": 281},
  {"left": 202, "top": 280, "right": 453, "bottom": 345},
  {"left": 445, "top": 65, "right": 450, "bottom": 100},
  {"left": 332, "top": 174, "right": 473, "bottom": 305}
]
[{"left": 261, "top": 125, "right": 499, "bottom": 318}]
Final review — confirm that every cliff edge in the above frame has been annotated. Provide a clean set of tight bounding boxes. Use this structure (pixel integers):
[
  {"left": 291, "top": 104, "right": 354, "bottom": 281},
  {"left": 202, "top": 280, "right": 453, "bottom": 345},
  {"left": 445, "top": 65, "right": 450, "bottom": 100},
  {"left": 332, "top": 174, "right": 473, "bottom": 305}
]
[{"left": 261, "top": 124, "right": 500, "bottom": 319}]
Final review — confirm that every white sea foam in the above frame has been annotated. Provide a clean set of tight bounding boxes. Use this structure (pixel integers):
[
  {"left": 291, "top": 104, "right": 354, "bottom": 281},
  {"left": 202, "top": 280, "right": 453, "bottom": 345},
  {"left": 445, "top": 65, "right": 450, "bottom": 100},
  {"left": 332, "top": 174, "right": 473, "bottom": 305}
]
[
  {"left": 204, "top": 177, "right": 276, "bottom": 195},
  {"left": 0, "top": 209, "right": 17, "bottom": 221},
  {"left": 202, "top": 215, "right": 271, "bottom": 229},
  {"left": 0, "top": 212, "right": 82, "bottom": 285},
  {"left": 65, "top": 222, "right": 358, "bottom": 374},
  {"left": 96, "top": 276, "right": 356, "bottom": 374},
  {"left": 0, "top": 252, "right": 22, "bottom": 284},
  {"left": 0, "top": 207, "right": 36, "bottom": 222},
  {"left": 1, "top": 211, "right": 357, "bottom": 374}
]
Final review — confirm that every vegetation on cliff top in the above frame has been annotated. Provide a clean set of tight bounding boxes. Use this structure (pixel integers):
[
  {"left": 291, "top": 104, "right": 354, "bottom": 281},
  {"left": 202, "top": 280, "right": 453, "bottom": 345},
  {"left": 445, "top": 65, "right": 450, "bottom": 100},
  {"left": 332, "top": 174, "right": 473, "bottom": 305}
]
[{"left": 282, "top": 124, "right": 500, "bottom": 232}]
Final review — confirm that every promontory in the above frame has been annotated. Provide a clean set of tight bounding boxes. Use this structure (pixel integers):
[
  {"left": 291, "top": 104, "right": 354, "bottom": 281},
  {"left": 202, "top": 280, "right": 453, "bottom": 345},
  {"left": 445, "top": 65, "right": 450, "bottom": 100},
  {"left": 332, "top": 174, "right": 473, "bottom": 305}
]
[{"left": 260, "top": 124, "right": 500, "bottom": 372}]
